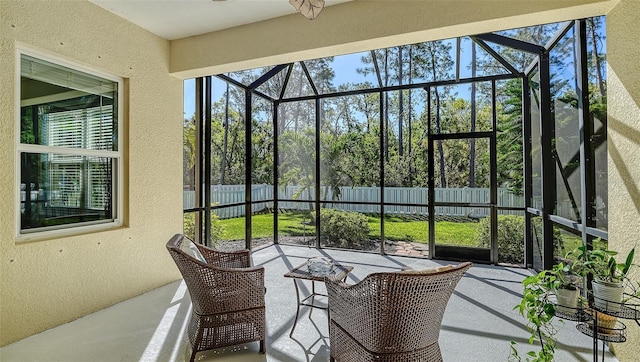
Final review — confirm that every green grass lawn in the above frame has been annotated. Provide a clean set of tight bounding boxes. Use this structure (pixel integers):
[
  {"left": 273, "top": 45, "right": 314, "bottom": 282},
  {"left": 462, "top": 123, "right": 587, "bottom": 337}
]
[
  {"left": 556, "top": 232, "right": 583, "bottom": 257},
  {"left": 215, "top": 211, "right": 480, "bottom": 247},
  {"left": 368, "top": 216, "right": 479, "bottom": 246}
]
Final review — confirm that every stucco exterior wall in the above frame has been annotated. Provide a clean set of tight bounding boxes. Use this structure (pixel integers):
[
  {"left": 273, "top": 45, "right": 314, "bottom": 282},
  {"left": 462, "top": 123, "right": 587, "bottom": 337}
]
[
  {"left": 171, "top": 0, "right": 616, "bottom": 78},
  {"left": 606, "top": 0, "right": 640, "bottom": 359},
  {"left": 0, "top": 1, "right": 182, "bottom": 346}
]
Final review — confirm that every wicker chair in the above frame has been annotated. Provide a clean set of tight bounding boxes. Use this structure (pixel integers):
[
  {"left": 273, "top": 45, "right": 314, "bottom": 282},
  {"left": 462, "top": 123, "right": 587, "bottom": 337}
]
[
  {"left": 166, "top": 234, "right": 266, "bottom": 362},
  {"left": 326, "top": 262, "right": 472, "bottom": 362}
]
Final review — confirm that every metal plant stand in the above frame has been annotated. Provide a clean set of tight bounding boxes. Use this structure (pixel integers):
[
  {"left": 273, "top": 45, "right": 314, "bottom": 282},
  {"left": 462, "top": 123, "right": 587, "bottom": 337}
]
[
  {"left": 555, "top": 293, "right": 639, "bottom": 362},
  {"left": 578, "top": 294, "right": 639, "bottom": 362}
]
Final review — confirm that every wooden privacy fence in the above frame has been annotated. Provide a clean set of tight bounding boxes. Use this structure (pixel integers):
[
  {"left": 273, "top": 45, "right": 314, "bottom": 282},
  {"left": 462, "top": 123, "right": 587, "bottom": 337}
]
[{"left": 184, "top": 185, "right": 527, "bottom": 219}]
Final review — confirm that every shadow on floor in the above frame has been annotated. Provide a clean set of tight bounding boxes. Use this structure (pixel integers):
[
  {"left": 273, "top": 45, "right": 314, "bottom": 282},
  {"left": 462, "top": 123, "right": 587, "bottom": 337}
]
[{"left": 0, "top": 244, "right": 618, "bottom": 362}]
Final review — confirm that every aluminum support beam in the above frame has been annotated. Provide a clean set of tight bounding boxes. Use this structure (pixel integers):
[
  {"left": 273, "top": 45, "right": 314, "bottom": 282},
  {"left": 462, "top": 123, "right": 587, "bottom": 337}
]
[
  {"left": 473, "top": 33, "right": 545, "bottom": 54},
  {"left": 245, "top": 90, "right": 253, "bottom": 249},
  {"left": 204, "top": 76, "right": 212, "bottom": 247},
  {"left": 538, "top": 52, "right": 555, "bottom": 270}
]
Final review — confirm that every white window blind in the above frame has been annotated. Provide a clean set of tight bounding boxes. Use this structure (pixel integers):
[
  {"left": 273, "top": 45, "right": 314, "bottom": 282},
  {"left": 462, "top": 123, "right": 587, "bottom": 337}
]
[
  {"left": 21, "top": 54, "right": 116, "bottom": 97},
  {"left": 46, "top": 104, "right": 114, "bottom": 150}
]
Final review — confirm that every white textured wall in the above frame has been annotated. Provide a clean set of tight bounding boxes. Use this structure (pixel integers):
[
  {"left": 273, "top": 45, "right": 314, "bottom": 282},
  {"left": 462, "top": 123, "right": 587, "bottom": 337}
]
[
  {"left": 0, "top": 0, "right": 182, "bottom": 346},
  {"left": 606, "top": 0, "right": 640, "bottom": 359}
]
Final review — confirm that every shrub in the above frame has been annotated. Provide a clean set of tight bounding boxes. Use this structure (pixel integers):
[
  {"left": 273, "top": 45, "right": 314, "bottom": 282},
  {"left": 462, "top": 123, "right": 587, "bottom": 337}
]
[
  {"left": 183, "top": 212, "right": 225, "bottom": 246},
  {"left": 318, "top": 208, "right": 370, "bottom": 248},
  {"left": 477, "top": 215, "right": 525, "bottom": 264},
  {"left": 478, "top": 215, "right": 566, "bottom": 264},
  {"left": 531, "top": 217, "right": 566, "bottom": 260}
]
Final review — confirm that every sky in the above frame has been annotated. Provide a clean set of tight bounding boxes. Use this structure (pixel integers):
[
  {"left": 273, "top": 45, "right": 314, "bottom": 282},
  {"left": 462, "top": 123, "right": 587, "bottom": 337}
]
[
  {"left": 182, "top": 39, "right": 504, "bottom": 120},
  {"left": 181, "top": 18, "right": 606, "bottom": 121},
  {"left": 183, "top": 52, "right": 370, "bottom": 120}
]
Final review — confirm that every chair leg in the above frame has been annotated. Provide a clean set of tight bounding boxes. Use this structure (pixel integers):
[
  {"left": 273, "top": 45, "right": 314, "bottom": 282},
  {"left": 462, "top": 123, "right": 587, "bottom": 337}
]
[
  {"left": 190, "top": 321, "right": 204, "bottom": 362},
  {"left": 260, "top": 339, "right": 266, "bottom": 354}
]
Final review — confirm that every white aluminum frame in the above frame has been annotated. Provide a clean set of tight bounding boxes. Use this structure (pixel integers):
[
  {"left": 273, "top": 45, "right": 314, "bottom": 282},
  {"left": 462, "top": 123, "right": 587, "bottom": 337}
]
[{"left": 15, "top": 45, "right": 124, "bottom": 242}]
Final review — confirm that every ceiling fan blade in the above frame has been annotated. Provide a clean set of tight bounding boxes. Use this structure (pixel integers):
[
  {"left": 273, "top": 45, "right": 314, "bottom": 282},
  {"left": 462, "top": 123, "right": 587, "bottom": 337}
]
[{"left": 290, "top": 0, "right": 325, "bottom": 20}]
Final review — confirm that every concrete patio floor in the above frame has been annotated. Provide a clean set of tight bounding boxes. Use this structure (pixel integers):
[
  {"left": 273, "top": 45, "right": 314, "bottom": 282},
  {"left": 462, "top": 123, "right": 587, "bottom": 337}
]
[{"left": 1, "top": 244, "right": 618, "bottom": 361}]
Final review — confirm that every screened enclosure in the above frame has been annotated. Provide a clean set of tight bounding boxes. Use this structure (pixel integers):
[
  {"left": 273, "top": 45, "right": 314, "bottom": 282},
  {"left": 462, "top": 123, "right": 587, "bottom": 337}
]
[{"left": 183, "top": 18, "right": 607, "bottom": 269}]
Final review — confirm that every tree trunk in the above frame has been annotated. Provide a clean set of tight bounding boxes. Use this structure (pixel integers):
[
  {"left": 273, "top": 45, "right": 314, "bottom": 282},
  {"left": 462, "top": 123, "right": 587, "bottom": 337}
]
[
  {"left": 434, "top": 89, "right": 446, "bottom": 188},
  {"left": 588, "top": 18, "right": 606, "bottom": 99},
  {"left": 220, "top": 83, "right": 230, "bottom": 185},
  {"left": 408, "top": 46, "right": 413, "bottom": 185},
  {"left": 384, "top": 49, "right": 390, "bottom": 163},
  {"left": 430, "top": 48, "right": 447, "bottom": 188},
  {"left": 398, "top": 46, "right": 404, "bottom": 157},
  {"left": 293, "top": 69, "right": 305, "bottom": 131}
]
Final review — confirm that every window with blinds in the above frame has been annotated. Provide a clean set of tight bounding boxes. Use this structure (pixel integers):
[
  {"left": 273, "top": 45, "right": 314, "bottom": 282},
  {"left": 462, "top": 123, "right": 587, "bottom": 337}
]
[{"left": 18, "top": 51, "right": 122, "bottom": 238}]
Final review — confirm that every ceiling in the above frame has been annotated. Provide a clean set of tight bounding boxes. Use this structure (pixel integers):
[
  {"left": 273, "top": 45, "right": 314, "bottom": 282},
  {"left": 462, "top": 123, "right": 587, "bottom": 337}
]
[{"left": 90, "top": 0, "right": 352, "bottom": 40}]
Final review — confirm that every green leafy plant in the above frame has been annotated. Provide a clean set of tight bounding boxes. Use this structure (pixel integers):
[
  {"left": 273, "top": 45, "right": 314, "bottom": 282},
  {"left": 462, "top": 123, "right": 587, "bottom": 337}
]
[
  {"left": 511, "top": 269, "right": 561, "bottom": 362},
  {"left": 477, "top": 215, "right": 566, "bottom": 265},
  {"left": 602, "top": 248, "right": 635, "bottom": 284},
  {"left": 317, "top": 208, "right": 370, "bottom": 248},
  {"left": 511, "top": 258, "right": 585, "bottom": 362},
  {"left": 182, "top": 212, "right": 225, "bottom": 246},
  {"left": 477, "top": 215, "right": 525, "bottom": 264},
  {"left": 566, "top": 243, "right": 640, "bottom": 314},
  {"left": 549, "top": 262, "right": 580, "bottom": 290},
  {"left": 570, "top": 243, "right": 636, "bottom": 284}
]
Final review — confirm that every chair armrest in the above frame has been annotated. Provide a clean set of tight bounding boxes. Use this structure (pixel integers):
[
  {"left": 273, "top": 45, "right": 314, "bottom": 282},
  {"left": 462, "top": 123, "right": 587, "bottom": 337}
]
[
  {"left": 326, "top": 274, "right": 350, "bottom": 288},
  {"left": 196, "top": 244, "right": 252, "bottom": 268}
]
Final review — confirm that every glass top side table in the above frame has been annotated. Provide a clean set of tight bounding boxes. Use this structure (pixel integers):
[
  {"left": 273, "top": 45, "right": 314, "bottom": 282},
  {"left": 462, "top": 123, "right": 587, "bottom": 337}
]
[{"left": 284, "top": 261, "right": 353, "bottom": 337}]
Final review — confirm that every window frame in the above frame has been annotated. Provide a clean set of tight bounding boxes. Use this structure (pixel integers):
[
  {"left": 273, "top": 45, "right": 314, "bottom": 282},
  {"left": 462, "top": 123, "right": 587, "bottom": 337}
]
[{"left": 15, "top": 47, "right": 124, "bottom": 242}]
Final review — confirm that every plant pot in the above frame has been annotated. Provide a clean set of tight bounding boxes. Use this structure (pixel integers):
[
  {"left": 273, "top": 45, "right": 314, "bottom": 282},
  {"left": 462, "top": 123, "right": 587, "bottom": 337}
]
[
  {"left": 587, "top": 309, "right": 619, "bottom": 334},
  {"left": 596, "top": 313, "right": 618, "bottom": 333},
  {"left": 592, "top": 279, "right": 624, "bottom": 312},
  {"left": 556, "top": 288, "right": 580, "bottom": 315}
]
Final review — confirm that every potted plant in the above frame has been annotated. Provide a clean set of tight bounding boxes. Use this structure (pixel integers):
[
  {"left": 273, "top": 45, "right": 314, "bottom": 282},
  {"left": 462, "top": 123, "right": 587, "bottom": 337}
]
[
  {"left": 550, "top": 262, "right": 581, "bottom": 315},
  {"left": 570, "top": 244, "right": 636, "bottom": 312},
  {"left": 510, "top": 259, "right": 586, "bottom": 361}
]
